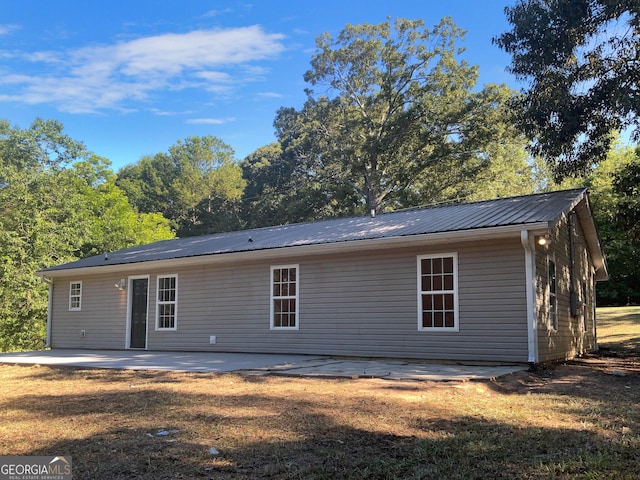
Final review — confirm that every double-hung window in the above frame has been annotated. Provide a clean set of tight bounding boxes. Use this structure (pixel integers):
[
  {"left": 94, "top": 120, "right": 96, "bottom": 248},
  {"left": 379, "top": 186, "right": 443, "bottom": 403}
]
[
  {"left": 548, "top": 259, "right": 558, "bottom": 330},
  {"left": 69, "top": 281, "right": 82, "bottom": 311},
  {"left": 418, "top": 254, "right": 459, "bottom": 331},
  {"left": 271, "top": 265, "right": 299, "bottom": 329},
  {"left": 156, "top": 275, "right": 177, "bottom": 330}
]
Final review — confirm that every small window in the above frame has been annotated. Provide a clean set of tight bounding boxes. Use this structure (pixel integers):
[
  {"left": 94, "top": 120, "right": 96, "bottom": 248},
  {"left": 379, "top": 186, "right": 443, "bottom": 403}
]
[
  {"left": 271, "top": 265, "right": 299, "bottom": 329},
  {"left": 418, "top": 254, "right": 459, "bottom": 331},
  {"left": 69, "top": 281, "right": 82, "bottom": 311},
  {"left": 156, "top": 275, "right": 177, "bottom": 330},
  {"left": 548, "top": 259, "right": 558, "bottom": 330}
]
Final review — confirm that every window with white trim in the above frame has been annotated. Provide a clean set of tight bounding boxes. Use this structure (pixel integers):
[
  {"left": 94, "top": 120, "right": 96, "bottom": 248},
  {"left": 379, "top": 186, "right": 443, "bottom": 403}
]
[
  {"left": 156, "top": 275, "right": 177, "bottom": 330},
  {"left": 69, "top": 281, "right": 82, "bottom": 311},
  {"left": 418, "top": 254, "right": 459, "bottom": 331},
  {"left": 548, "top": 258, "right": 558, "bottom": 330},
  {"left": 271, "top": 265, "right": 299, "bottom": 329}
]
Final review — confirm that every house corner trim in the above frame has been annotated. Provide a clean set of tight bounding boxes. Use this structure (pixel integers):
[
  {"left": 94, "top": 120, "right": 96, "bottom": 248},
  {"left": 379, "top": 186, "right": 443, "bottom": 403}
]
[{"left": 521, "top": 230, "right": 538, "bottom": 363}]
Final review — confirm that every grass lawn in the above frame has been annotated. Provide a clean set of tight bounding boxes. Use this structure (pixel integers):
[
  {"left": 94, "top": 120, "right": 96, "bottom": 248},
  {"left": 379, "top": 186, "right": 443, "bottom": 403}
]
[
  {"left": 597, "top": 306, "right": 640, "bottom": 353},
  {"left": 0, "top": 308, "right": 639, "bottom": 479}
]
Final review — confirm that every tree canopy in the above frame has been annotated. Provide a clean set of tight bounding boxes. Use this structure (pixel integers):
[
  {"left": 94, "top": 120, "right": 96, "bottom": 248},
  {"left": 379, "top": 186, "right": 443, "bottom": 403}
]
[
  {"left": 117, "top": 136, "right": 246, "bottom": 236},
  {"left": 494, "top": 0, "right": 640, "bottom": 179},
  {"left": 243, "top": 17, "right": 534, "bottom": 221}
]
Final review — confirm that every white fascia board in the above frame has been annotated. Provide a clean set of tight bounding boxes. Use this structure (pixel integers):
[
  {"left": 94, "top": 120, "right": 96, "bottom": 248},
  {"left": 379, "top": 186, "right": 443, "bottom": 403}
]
[{"left": 39, "top": 222, "right": 550, "bottom": 278}]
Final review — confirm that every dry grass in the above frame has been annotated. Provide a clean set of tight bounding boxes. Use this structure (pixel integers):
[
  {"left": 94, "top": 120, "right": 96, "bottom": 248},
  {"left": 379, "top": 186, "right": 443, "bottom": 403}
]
[
  {"left": 597, "top": 306, "right": 640, "bottom": 353},
  {"left": 1, "top": 308, "right": 639, "bottom": 479}
]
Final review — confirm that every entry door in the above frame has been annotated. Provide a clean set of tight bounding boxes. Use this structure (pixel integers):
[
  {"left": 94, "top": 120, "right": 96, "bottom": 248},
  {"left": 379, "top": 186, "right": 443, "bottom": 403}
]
[{"left": 129, "top": 278, "right": 148, "bottom": 349}]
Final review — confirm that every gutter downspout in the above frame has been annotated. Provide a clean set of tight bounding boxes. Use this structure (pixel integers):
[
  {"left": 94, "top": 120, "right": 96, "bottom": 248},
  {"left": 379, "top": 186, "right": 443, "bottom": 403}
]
[
  {"left": 41, "top": 276, "right": 53, "bottom": 348},
  {"left": 521, "top": 230, "right": 538, "bottom": 365}
]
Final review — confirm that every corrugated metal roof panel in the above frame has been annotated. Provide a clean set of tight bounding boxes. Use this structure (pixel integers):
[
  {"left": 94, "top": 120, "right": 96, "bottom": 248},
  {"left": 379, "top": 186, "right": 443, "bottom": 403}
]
[{"left": 40, "top": 188, "right": 587, "bottom": 273}]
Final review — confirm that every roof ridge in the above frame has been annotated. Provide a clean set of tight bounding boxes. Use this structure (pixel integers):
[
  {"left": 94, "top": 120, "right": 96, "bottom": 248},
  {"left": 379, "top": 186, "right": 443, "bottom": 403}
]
[
  {"left": 382, "top": 187, "right": 588, "bottom": 215},
  {"left": 188, "top": 188, "right": 590, "bottom": 240}
]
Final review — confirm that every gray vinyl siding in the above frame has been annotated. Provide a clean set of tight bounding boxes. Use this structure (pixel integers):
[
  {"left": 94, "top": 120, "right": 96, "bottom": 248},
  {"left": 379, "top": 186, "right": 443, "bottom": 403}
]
[
  {"left": 536, "top": 202, "right": 598, "bottom": 363},
  {"left": 50, "top": 275, "right": 129, "bottom": 349},
  {"left": 50, "top": 238, "right": 529, "bottom": 362}
]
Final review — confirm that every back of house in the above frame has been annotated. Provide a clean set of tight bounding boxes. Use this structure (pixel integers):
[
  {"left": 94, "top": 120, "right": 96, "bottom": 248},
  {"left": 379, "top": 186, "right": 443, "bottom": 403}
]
[{"left": 37, "top": 189, "right": 608, "bottom": 365}]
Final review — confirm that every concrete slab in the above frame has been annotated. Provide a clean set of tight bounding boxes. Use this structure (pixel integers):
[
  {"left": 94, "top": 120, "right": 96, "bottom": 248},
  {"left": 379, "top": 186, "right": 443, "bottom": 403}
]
[
  {"left": 0, "top": 349, "right": 324, "bottom": 373},
  {"left": 0, "top": 350, "right": 527, "bottom": 381},
  {"left": 260, "top": 359, "right": 526, "bottom": 381}
]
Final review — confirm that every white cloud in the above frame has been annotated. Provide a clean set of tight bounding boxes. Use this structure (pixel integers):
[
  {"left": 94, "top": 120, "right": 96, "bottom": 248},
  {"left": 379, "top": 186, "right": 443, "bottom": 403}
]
[
  {"left": 257, "top": 91, "right": 283, "bottom": 98},
  {"left": 150, "top": 108, "right": 195, "bottom": 116},
  {"left": 196, "top": 71, "right": 234, "bottom": 83},
  {"left": 202, "top": 8, "right": 233, "bottom": 18},
  {"left": 0, "top": 24, "right": 20, "bottom": 36},
  {"left": 186, "top": 117, "right": 236, "bottom": 125},
  {"left": 0, "top": 25, "right": 285, "bottom": 113}
]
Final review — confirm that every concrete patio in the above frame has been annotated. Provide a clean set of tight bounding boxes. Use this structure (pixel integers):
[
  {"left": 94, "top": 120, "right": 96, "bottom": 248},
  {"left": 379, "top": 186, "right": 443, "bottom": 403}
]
[{"left": 0, "top": 349, "right": 526, "bottom": 381}]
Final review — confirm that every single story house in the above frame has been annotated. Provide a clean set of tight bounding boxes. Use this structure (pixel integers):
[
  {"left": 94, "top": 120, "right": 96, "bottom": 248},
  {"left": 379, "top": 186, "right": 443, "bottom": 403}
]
[{"left": 37, "top": 188, "right": 608, "bottom": 364}]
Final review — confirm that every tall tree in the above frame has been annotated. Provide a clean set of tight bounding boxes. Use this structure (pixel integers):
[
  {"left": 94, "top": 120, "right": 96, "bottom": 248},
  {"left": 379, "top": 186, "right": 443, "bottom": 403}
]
[
  {"left": 117, "top": 136, "right": 246, "bottom": 236},
  {"left": 271, "top": 18, "right": 528, "bottom": 216},
  {"left": 494, "top": 0, "right": 640, "bottom": 179}
]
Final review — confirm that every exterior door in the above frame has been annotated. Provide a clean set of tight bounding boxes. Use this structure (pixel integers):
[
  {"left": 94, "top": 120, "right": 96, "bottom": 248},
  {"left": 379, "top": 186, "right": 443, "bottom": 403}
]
[{"left": 129, "top": 278, "right": 148, "bottom": 349}]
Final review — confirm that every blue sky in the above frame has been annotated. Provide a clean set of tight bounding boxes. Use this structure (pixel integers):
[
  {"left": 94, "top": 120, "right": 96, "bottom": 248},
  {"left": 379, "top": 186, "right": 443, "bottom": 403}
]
[{"left": 2, "top": 0, "right": 518, "bottom": 170}]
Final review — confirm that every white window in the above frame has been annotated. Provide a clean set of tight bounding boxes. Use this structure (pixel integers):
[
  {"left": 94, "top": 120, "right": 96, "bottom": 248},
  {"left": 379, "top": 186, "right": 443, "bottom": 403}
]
[
  {"left": 69, "top": 281, "right": 82, "bottom": 311},
  {"left": 271, "top": 265, "right": 299, "bottom": 329},
  {"left": 417, "top": 254, "right": 459, "bottom": 331},
  {"left": 548, "top": 258, "right": 558, "bottom": 330},
  {"left": 156, "top": 275, "right": 177, "bottom": 330}
]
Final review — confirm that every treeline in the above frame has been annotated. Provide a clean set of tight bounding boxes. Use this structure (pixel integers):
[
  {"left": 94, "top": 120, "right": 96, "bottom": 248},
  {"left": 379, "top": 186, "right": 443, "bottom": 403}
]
[{"left": 1, "top": 15, "right": 638, "bottom": 351}]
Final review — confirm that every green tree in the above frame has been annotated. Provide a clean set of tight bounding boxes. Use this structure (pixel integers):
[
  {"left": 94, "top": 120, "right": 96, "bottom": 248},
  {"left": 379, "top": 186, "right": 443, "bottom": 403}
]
[
  {"left": 72, "top": 157, "right": 174, "bottom": 257},
  {"left": 115, "top": 154, "right": 177, "bottom": 218},
  {"left": 560, "top": 143, "right": 640, "bottom": 305},
  {"left": 613, "top": 159, "right": 640, "bottom": 242},
  {"left": 241, "top": 143, "right": 292, "bottom": 227},
  {"left": 268, "top": 18, "right": 530, "bottom": 217},
  {"left": 117, "top": 136, "right": 246, "bottom": 236},
  {"left": 0, "top": 119, "right": 174, "bottom": 351},
  {"left": 608, "top": 156, "right": 640, "bottom": 304},
  {"left": 494, "top": 0, "right": 640, "bottom": 180}
]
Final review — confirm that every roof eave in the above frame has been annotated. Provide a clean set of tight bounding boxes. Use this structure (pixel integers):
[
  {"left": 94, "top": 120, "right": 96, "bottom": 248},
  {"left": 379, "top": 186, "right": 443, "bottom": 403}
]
[
  {"left": 574, "top": 192, "right": 609, "bottom": 282},
  {"left": 37, "top": 222, "right": 549, "bottom": 278}
]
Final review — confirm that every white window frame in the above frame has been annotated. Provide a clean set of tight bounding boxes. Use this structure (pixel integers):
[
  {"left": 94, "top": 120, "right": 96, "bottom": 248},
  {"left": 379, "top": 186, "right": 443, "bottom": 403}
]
[
  {"left": 417, "top": 253, "right": 459, "bottom": 332},
  {"left": 69, "top": 281, "right": 82, "bottom": 311},
  {"left": 270, "top": 264, "right": 299, "bottom": 330},
  {"left": 548, "top": 257, "right": 558, "bottom": 331},
  {"left": 156, "top": 274, "right": 178, "bottom": 331}
]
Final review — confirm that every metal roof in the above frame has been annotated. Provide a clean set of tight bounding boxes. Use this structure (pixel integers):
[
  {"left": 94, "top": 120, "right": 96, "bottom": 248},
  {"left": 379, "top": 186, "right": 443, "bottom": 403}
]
[{"left": 40, "top": 188, "right": 594, "bottom": 274}]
